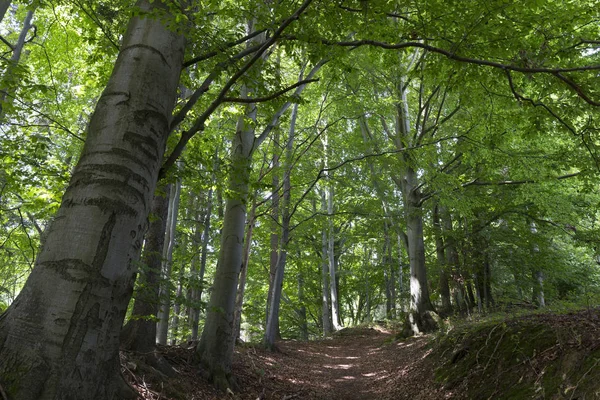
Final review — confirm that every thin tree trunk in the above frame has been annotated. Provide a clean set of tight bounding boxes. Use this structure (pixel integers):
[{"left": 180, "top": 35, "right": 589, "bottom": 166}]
[
  {"left": 319, "top": 189, "right": 332, "bottom": 335},
  {"left": 121, "top": 184, "right": 170, "bottom": 353},
  {"left": 0, "top": 9, "right": 33, "bottom": 118},
  {"left": 433, "top": 205, "right": 452, "bottom": 316},
  {"left": 328, "top": 182, "right": 342, "bottom": 330},
  {"left": 297, "top": 272, "right": 308, "bottom": 340},
  {"left": 264, "top": 101, "right": 298, "bottom": 349},
  {"left": 441, "top": 209, "right": 465, "bottom": 313},
  {"left": 530, "top": 222, "right": 545, "bottom": 307},
  {"left": 0, "top": 1, "right": 185, "bottom": 397},
  {"left": 266, "top": 129, "right": 280, "bottom": 338},
  {"left": 190, "top": 171, "right": 215, "bottom": 340},
  {"left": 233, "top": 195, "right": 257, "bottom": 342},
  {"left": 170, "top": 251, "right": 186, "bottom": 345},
  {"left": 156, "top": 176, "right": 181, "bottom": 345}
]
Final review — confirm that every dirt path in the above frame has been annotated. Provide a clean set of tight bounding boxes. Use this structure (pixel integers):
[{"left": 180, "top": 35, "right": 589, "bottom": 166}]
[
  {"left": 233, "top": 327, "right": 448, "bottom": 400},
  {"left": 142, "top": 326, "right": 449, "bottom": 399}
]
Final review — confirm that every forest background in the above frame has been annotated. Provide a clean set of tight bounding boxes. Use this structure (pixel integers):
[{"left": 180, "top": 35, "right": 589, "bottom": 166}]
[{"left": 0, "top": 0, "right": 600, "bottom": 398}]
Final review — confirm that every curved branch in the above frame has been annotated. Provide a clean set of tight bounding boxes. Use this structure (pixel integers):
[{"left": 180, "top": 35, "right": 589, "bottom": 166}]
[
  {"left": 223, "top": 78, "right": 318, "bottom": 103},
  {"left": 160, "top": 0, "right": 315, "bottom": 178}
]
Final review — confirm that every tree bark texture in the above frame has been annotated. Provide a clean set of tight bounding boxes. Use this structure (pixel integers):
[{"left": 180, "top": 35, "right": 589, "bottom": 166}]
[
  {"left": 156, "top": 176, "right": 181, "bottom": 344},
  {"left": 319, "top": 189, "right": 332, "bottom": 336},
  {"left": 0, "top": 1, "right": 185, "bottom": 398},
  {"left": 264, "top": 101, "right": 298, "bottom": 349},
  {"left": 196, "top": 84, "right": 257, "bottom": 391},
  {"left": 120, "top": 185, "right": 170, "bottom": 353},
  {"left": 233, "top": 196, "right": 257, "bottom": 342}
]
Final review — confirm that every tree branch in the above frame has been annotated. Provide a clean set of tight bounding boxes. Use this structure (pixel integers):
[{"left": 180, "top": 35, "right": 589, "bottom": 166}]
[
  {"left": 223, "top": 78, "right": 318, "bottom": 104},
  {"left": 288, "top": 37, "right": 600, "bottom": 106},
  {"left": 159, "top": 0, "right": 315, "bottom": 178},
  {"left": 182, "top": 30, "right": 267, "bottom": 68}
]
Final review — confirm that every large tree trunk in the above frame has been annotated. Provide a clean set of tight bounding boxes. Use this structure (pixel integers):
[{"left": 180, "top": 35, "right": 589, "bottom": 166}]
[
  {"left": 196, "top": 80, "right": 257, "bottom": 392},
  {"left": 401, "top": 164, "right": 437, "bottom": 333},
  {"left": 0, "top": 1, "right": 185, "bottom": 398}
]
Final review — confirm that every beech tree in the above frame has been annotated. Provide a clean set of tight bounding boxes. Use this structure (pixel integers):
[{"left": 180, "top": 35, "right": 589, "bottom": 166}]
[{"left": 0, "top": 1, "right": 186, "bottom": 398}]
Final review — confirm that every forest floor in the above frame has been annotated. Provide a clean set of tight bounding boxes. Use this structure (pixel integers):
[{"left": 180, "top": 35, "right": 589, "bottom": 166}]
[{"left": 123, "top": 307, "right": 600, "bottom": 400}]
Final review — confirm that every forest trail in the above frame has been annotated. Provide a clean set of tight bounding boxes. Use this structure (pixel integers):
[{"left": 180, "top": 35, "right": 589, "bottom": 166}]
[
  {"left": 144, "top": 326, "right": 448, "bottom": 400},
  {"left": 127, "top": 309, "right": 600, "bottom": 399},
  {"left": 261, "top": 327, "right": 443, "bottom": 400}
]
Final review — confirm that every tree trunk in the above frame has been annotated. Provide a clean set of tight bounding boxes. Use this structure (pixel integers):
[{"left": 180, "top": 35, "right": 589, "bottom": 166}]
[
  {"left": 402, "top": 165, "right": 437, "bottom": 333},
  {"left": 170, "top": 254, "right": 186, "bottom": 345},
  {"left": 0, "top": 9, "right": 33, "bottom": 119},
  {"left": 530, "top": 222, "right": 545, "bottom": 307},
  {"left": 266, "top": 129, "right": 281, "bottom": 339},
  {"left": 319, "top": 189, "right": 332, "bottom": 336},
  {"left": 441, "top": 209, "right": 466, "bottom": 313},
  {"left": 190, "top": 161, "right": 217, "bottom": 340},
  {"left": 297, "top": 273, "right": 308, "bottom": 340},
  {"left": 233, "top": 196, "right": 257, "bottom": 342},
  {"left": 328, "top": 183, "right": 342, "bottom": 331},
  {"left": 120, "top": 185, "right": 170, "bottom": 353},
  {"left": 196, "top": 64, "right": 258, "bottom": 390},
  {"left": 433, "top": 205, "right": 452, "bottom": 316},
  {"left": 264, "top": 102, "right": 298, "bottom": 349},
  {"left": 0, "top": 1, "right": 184, "bottom": 397},
  {"left": 156, "top": 176, "right": 181, "bottom": 345},
  {"left": 0, "top": 1, "right": 11, "bottom": 23}
]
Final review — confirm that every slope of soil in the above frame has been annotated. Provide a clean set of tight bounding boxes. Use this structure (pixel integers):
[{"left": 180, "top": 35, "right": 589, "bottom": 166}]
[
  {"left": 433, "top": 308, "right": 600, "bottom": 399},
  {"left": 122, "top": 308, "right": 600, "bottom": 400}
]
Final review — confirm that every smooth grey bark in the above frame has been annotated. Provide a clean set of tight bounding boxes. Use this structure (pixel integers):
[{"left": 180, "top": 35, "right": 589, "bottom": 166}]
[
  {"left": 441, "top": 209, "right": 468, "bottom": 312},
  {"left": 327, "top": 177, "right": 342, "bottom": 330},
  {"left": 196, "top": 80, "right": 258, "bottom": 392},
  {"left": 190, "top": 168, "right": 216, "bottom": 340},
  {"left": 264, "top": 102, "right": 298, "bottom": 349},
  {"left": 393, "top": 75, "right": 437, "bottom": 333},
  {"left": 156, "top": 176, "right": 181, "bottom": 345},
  {"left": 319, "top": 189, "right": 332, "bottom": 336},
  {"left": 264, "top": 61, "right": 324, "bottom": 345},
  {"left": 233, "top": 195, "right": 257, "bottom": 342},
  {"left": 0, "top": 1, "right": 185, "bottom": 398},
  {"left": 266, "top": 128, "right": 281, "bottom": 340},
  {"left": 121, "top": 185, "right": 170, "bottom": 353}
]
